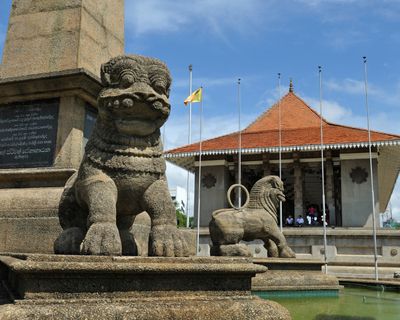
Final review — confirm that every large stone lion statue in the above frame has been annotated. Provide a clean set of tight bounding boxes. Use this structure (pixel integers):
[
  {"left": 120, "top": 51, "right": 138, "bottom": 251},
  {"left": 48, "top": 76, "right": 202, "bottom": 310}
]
[
  {"left": 209, "top": 176, "right": 295, "bottom": 258},
  {"left": 54, "top": 55, "right": 189, "bottom": 257}
]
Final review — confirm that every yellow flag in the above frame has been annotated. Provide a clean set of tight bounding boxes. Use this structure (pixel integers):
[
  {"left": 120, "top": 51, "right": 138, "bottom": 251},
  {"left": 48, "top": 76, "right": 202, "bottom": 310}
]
[{"left": 184, "top": 87, "right": 202, "bottom": 105}]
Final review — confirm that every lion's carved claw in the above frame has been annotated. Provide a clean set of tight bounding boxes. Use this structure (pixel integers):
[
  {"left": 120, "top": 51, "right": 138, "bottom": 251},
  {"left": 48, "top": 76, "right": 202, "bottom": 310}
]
[
  {"left": 150, "top": 225, "right": 189, "bottom": 257},
  {"left": 80, "top": 223, "right": 122, "bottom": 256},
  {"left": 280, "top": 246, "right": 296, "bottom": 258}
]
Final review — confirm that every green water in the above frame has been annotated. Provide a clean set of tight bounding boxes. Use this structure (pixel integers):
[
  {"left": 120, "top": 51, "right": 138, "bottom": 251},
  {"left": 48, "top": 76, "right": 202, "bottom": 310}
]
[{"left": 256, "top": 286, "right": 400, "bottom": 320}]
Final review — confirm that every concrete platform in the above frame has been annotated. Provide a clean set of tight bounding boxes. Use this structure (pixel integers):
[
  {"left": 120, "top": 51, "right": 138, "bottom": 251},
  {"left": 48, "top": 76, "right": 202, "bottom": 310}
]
[
  {"left": 339, "top": 278, "right": 400, "bottom": 290},
  {"left": 252, "top": 258, "right": 341, "bottom": 293},
  {"left": 0, "top": 254, "right": 291, "bottom": 320},
  {"left": 324, "top": 264, "right": 400, "bottom": 280}
]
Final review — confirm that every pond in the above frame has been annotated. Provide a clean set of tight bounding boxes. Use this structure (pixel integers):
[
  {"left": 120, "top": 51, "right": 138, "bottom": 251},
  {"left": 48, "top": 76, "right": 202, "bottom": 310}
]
[{"left": 255, "top": 285, "right": 400, "bottom": 320}]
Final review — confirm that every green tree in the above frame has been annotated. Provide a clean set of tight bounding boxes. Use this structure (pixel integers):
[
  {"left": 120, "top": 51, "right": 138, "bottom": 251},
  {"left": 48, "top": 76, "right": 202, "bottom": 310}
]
[{"left": 176, "top": 208, "right": 187, "bottom": 228}]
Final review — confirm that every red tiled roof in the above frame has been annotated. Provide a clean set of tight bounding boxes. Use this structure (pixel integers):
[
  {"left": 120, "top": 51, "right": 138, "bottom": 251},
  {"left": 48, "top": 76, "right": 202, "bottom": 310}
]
[
  {"left": 166, "top": 92, "right": 400, "bottom": 155},
  {"left": 245, "top": 92, "right": 325, "bottom": 132}
]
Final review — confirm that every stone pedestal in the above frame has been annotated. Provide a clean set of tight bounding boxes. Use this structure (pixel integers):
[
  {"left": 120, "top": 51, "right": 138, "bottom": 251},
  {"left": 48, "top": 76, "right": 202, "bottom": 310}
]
[
  {"left": 0, "top": 70, "right": 102, "bottom": 253},
  {"left": 0, "top": 0, "right": 124, "bottom": 253},
  {"left": 0, "top": 254, "right": 291, "bottom": 320},
  {"left": 252, "top": 258, "right": 341, "bottom": 294}
]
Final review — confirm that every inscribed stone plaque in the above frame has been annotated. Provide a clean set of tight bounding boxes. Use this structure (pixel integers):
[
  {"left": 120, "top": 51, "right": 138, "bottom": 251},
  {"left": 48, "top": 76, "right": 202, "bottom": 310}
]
[{"left": 0, "top": 99, "right": 59, "bottom": 168}]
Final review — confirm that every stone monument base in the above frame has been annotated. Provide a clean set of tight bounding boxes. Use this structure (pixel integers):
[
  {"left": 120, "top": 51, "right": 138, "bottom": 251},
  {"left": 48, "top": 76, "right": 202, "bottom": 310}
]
[
  {"left": 0, "top": 254, "right": 291, "bottom": 320},
  {"left": 252, "top": 258, "right": 341, "bottom": 293}
]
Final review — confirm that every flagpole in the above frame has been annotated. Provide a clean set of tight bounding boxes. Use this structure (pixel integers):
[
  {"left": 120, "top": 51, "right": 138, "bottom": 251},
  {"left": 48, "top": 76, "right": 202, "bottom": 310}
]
[
  {"left": 196, "top": 87, "right": 203, "bottom": 256},
  {"left": 319, "top": 66, "right": 328, "bottom": 274},
  {"left": 186, "top": 65, "right": 193, "bottom": 228},
  {"left": 237, "top": 78, "right": 242, "bottom": 207},
  {"left": 278, "top": 73, "right": 283, "bottom": 232},
  {"left": 363, "top": 57, "right": 379, "bottom": 281}
]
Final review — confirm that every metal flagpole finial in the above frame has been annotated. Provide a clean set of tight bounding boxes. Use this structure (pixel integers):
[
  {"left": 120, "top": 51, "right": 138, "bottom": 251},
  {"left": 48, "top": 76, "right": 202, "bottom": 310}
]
[
  {"left": 278, "top": 73, "right": 281, "bottom": 79},
  {"left": 189, "top": 64, "right": 193, "bottom": 71},
  {"left": 363, "top": 56, "right": 367, "bottom": 63},
  {"left": 238, "top": 78, "right": 241, "bottom": 84},
  {"left": 318, "top": 66, "right": 322, "bottom": 72}
]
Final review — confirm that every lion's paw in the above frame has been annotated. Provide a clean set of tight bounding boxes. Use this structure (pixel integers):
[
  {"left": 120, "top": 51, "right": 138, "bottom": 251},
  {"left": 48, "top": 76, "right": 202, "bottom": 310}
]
[
  {"left": 80, "top": 223, "right": 122, "bottom": 255},
  {"left": 150, "top": 225, "right": 189, "bottom": 257},
  {"left": 280, "top": 246, "right": 296, "bottom": 258},
  {"left": 54, "top": 227, "right": 85, "bottom": 254}
]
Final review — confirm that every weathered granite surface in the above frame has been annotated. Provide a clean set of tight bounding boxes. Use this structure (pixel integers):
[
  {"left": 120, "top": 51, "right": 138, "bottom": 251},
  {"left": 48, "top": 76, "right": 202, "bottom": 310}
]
[
  {"left": 0, "top": 254, "right": 291, "bottom": 320},
  {"left": 54, "top": 55, "right": 189, "bottom": 257},
  {"left": 1, "top": 0, "right": 124, "bottom": 79},
  {"left": 210, "top": 176, "right": 295, "bottom": 258},
  {"left": 253, "top": 270, "right": 340, "bottom": 291},
  {"left": 252, "top": 258, "right": 340, "bottom": 292}
]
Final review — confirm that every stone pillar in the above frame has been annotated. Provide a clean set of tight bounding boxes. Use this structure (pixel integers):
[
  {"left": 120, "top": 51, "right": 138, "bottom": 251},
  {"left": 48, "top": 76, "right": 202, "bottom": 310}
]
[
  {"left": 1, "top": 0, "right": 124, "bottom": 78},
  {"left": 293, "top": 153, "right": 303, "bottom": 216},
  {"left": 0, "top": 0, "right": 124, "bottom": 253},
  {"left": 262, "top": 154, "right": 271, "bottom": 176},
  {"left": 325, "top": 151, "right": 336, "bottom": 225}
]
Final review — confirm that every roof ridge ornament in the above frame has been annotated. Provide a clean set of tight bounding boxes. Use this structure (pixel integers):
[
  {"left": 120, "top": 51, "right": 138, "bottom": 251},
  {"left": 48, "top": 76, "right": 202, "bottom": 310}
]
[{"left": 289, "top": 78, "right": 294, "bottom": 93}]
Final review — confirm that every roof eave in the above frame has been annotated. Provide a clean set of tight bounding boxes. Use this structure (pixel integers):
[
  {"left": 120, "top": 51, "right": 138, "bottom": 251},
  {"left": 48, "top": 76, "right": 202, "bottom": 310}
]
[{"left": 164, "top": 139, "right": 400, "bottom": 170}]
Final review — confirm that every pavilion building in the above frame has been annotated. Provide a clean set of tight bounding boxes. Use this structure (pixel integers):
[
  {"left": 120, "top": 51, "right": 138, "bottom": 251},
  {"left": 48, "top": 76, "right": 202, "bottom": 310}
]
[{"left": 165, "top": 85, "right": 400, "bottom": 231}]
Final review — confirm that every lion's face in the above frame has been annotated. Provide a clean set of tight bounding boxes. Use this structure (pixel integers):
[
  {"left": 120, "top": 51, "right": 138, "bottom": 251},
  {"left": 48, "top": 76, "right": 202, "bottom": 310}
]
[
  {"left": 274, "top": 178, "right": 286, "bottom": 203},
  {"left": 254, "top": 176, "right": 286, "bottom": 210},
  {"left": 98, "top": 55, "right": 171, "bottom": 137},
  {"left": 271, "top": 185, "right": 286, "bottom": 206}
]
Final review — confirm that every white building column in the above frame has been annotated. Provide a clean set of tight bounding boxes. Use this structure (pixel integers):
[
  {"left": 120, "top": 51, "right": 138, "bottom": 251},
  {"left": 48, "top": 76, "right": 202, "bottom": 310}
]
[
  {"left": 325, "top": 151, "right": 336, "bottom": 225},
  {"left": 293, "top": 153, "right": 303, "bottom": 216}
]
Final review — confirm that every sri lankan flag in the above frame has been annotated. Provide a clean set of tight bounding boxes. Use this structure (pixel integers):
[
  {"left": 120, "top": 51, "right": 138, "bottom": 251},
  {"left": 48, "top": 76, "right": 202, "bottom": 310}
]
[{"left": 184, "top": 87, "right": 202, "bottom": 105}]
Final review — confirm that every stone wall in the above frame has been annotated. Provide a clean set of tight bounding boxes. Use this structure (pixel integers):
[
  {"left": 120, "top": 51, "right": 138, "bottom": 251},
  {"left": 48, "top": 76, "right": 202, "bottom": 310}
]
[{"left": 197, "top": 228, "right": 400, "bottom": 266}]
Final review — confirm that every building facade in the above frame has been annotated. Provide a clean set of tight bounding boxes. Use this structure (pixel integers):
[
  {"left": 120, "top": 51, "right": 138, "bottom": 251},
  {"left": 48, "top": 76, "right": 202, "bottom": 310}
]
[{"left": 165, "top": 88, "right": 400, "bottom": 229}]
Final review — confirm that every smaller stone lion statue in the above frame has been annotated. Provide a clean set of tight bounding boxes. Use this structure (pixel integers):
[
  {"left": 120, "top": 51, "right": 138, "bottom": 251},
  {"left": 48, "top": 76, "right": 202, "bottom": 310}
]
[{"left": 209, "top": 176, "right": 296, "bottom": 258}]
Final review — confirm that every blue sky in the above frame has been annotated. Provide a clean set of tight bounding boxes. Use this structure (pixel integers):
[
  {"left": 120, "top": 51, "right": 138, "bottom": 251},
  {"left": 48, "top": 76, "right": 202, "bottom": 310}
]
[{"left": 1, "top": 0, "right": 400, "bottom": 220}]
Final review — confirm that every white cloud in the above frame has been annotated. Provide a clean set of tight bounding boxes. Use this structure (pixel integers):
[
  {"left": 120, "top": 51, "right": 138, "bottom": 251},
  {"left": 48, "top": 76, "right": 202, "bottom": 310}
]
[
  {"left": 255, "top": 85, "right": 289, "bottom": 110},
  {"left": 325, "top": 78, "right": 400, "bottom": 108},
  {"left": 304, "top": 96, "right": 353, "bottom": 123},
  {"left": 296, "top": 0, "right": 361, "bottom": 6},
  {"left": 324, "top": 29, "right": 367, "bottom": 50},
  {"left": 326, "top": 78, "right": 375, "bottom": 96},
  {"left": 304, "top": 95, "right": 400, "bottom": 135},
  {"left": 125, "top": 0, "right": 265, "bottom": 38}
]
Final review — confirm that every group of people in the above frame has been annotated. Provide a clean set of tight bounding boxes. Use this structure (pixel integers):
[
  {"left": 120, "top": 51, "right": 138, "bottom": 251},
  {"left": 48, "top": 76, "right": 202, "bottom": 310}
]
[{"left": 285, "top": 205, "right": 329, "bottom": 227}]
